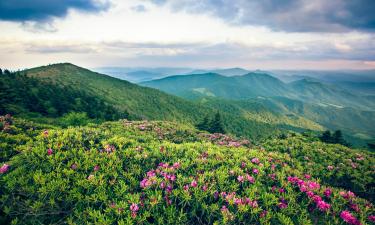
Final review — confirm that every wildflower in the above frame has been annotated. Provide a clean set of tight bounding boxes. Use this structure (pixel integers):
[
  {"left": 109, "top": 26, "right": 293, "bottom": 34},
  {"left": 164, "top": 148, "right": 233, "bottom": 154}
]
[
  {"left": 0, "top": 164, "right": 10, "bottom": 174},
  {"left": 130, "top": 203, "right": 139, "bottom": 218},
  {"left": 306, "top": 191, "right": 314, "bottom": 198},
  {"left": 183, "top": 185, "right": 189, "bottom": 191},
  {"left": 246, "top": 174, "right": 255, "bottom": 183},
  {"left": 94, "top": 165, "right": 100, "bottom": 171},
  {"left": 250, "top": 200, "right": 258, "bottom": 208},
  {"left": 147, "top": 170, "right": 156, "bottom": 177},
  {"left": 279, "top": 188, "right": 285, "bottom": 193},
  {"left": 252, "top": 168, "right": 259, "bottom": 174},
  {"left": 202, "top": 185, "right": 208, "bottom": 191},
  {"left": 47, "top": 148, "right": 53, "bottom": 155},
  {"left": 340, "top": 210, "right": 360, "bottom": 225},
  {"left": 260, "top": 210, "right": 268, "bottom": 218},
  {"left": 304, "top": 174, "right": 311, "bottom": 179},
  {"left": 71, "top": 163, "right": 77, "bottom": 170},
  {"left": 312, "top": 195, "right": 322, "bottom": 203},
  {"left": 87, "top": 174, "right": 95, "bottom": 180},
  {"left": 351, "top": 163, "right": 357, "bottom": 169},
  {"left": 237, "top": 175, "right": 244, "bottom": 183},
  {"left": 229, "top": 170, "right": 235, "bottom": 175},
  {"left": 317, "top": 200, "right": 330, "bottom": 212},
  {"left": 160, "top": 181, "right": 166, "bottom": 189},
  {"left": 191, "top": 180, "right": 198, "bottom": 187},
  {"left": 173, "top": 162, "right": 181, "bottom": 169},
  {"left": 140, "top": 178, "right": 151, "bottom": 189},
  {"left": 241, "top": 162, "right": 246, "bottom": 168},
  {"left": 368, "top": 215, "right": 375, "bottom": 222},
  {"left": 279, "top": 202, "right": 288, "bottom": 209},
  {"left": 251, "top": 158, "right": 260, "bottom": 164},
  {"left": 350, "top": 204, "right": 360, "bottom": 212},
  {"left": 324, "top": 188, "right": 332, "bottom": 198},
  {"left": 327, "top": 165, "right": 334, "bottom": 170},
  {"left": 43, "top": 129, "right": 49, "bottom": 137}
]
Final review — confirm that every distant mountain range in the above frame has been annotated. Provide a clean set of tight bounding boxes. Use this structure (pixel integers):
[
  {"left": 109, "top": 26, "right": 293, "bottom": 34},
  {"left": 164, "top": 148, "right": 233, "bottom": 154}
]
[
  {"left": 1, "top": 63, "right": 373, "bottom": 147},
  {"left": 141, "top": 72, "right": 375, "bottom": 146}
]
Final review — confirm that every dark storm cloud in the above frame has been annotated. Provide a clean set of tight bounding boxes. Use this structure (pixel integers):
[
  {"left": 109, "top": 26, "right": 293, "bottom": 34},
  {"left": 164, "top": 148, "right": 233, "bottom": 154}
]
[
  {"left": 0, "top": 0, "right": 109, "bottom": 22},
  {"left": 150, "top": 0, "right": 375, "bottom": 32}
]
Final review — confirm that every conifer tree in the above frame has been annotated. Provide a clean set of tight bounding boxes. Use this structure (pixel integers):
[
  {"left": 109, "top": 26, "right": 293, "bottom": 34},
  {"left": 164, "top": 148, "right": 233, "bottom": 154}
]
[{"left": 209, "top": 111, "right": 225, "bottom": 134}]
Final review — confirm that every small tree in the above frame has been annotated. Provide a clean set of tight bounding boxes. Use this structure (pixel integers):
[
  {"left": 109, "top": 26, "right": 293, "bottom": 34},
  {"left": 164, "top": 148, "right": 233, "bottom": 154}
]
[
  {"left": 332, "top": 130, "right": 344, "bottom": 144},
  {"left": 209, "top": 112, "right": 225, "bottom": 134},
  {"left": 196, "top": 115, "right": 210, "bottom": 131},
  {"left": 0, "top": 68, "right": 3, "bottom": 75},
  {"left": 320, "top": 130, "right": 332, "bottom": 143}
]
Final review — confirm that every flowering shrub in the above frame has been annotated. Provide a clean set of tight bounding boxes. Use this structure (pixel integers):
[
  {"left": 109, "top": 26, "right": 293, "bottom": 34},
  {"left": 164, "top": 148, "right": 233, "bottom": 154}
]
[
  {"left": 262, "top": 133, "right": 375, "bottom": 201},
  {"left": 0, "top": 120, "right": 374, "bottom": 224}
]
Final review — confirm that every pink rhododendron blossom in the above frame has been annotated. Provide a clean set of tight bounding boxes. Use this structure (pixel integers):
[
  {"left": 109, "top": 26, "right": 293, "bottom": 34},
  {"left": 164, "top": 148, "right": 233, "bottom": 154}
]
[
  {"left": 251, "top": 158, "right": 260, "bottom": 164},
  {"left": 252, "top": 168, "right": 259, "bottom": 174},
  {"left": 237, "top": 175, "right": 244, "bottom": 183},
  {"left": 324, "top": 188, "right": 332, "bottom": 197},
  {"left": 340, "top": 210, "right": 361, "bottom": 225},
  {"left": 317, "top": 200, "right": 330, "bottom": 212},
  {"left": 327, "top": 165, "right": 334, "bottom": 170},
  {"left": 94, "top": 165, "right": 100, "bottom": 171},
  {"left": 87, "top": 174, "right": 94, "bottom": 180},
  {"left": 191, "top": 180, "right": 197, "bottom": 187},
  {"left": 183, "top": 184, "right": 189, "bottom": 191},
  {"left": 368, "top": 215, "right": 375, "bottom": 222},
  {"left": 304, "top": 174, "right": 311, "bottom": 179},
  {"left": 47, "top": 148, "right": 53, "bottom": 155},
  {"left": 0, "top": 164, "right": 9, "bottom": 174},
  {"left": 245, "top": 174, "right": 255, "bottom": 183}
]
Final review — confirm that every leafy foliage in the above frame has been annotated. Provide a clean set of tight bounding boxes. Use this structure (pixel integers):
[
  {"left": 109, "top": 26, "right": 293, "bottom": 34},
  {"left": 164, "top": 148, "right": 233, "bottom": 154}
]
[{"left": 0, "top": 118, "right": 374, "bottom": 224}]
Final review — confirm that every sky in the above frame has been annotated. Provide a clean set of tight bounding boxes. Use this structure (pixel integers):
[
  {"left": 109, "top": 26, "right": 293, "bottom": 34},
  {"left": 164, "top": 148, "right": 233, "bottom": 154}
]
[{"left": 0, "top": 0, "right": 375, "bottom": 70}]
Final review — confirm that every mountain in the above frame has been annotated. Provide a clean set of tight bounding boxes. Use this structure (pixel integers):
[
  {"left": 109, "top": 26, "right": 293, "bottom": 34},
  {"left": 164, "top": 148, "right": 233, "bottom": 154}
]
[
  {"left": 141, "top": 72, "right": 375, "bottom": 146},
  {"left": 2, "top": 63, "right": 324, "bottom": 142},
  {"left": 141, "top": 72, "right": 292, "bottom": 100},
  {"left": 141, "top": 72, "right": 375, "bottom": 110}
]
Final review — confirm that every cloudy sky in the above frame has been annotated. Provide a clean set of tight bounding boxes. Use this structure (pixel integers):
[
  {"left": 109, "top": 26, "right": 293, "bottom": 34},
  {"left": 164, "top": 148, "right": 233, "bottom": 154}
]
[{"left": 0, "top": 0, "right": 375, "bottom": 70}]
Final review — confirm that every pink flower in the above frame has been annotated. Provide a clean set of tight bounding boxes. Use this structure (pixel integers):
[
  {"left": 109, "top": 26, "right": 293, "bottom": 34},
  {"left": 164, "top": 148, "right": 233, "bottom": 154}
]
[
  {"left": 87, "top": 174, "right": 94, "bottom": 180},
  {"left": 350, "top": 204, "right": 360, "bottom": 213},
  {"left": 71, "top": 163, "right": 77, "bottom": 170},
  {"left": 260, "top": 210, "right": 268, "bottom": 218},
  {"left": 324, "top": 188, "right": 332, "bottom": 197},
  {"left": 312, "top": 195, "right": 322, "bottom": 203},
  {"left": 279, "top": 202, "right": 288, "bottom": 209},
  {"left": 43, "top": 129, "right": 49, "bottom": 137},
  {"left": 317, "top": 200, "right": 330, "bottom": 212},
  {"left": 130, "top": 203, "right": 139, "bottom": 218},
  {"left": 130, "top": 203, "right": 139, "bottom": 212},
  {"left": 147, "top": 170, "right": 156, "bottom": 177},
  {"left": 252, "top": 168, "right": 259, "bottom": 174},
  {"left": 94, "top": 165, "right": 100, "bottom": 171},
  {"left": 191, "top": 180, "right": 197, "bottom": 187},
  {"left": 246, "top": 174, "right": 255, "bottom": 183},
  {"left": 368, "top": 215, "right": 375, "bottom": 222},
  {"left": 306, "top": 191, "right": 315, "bottom": 198},
  {"left": 140, "top": 178, "right": 152, "bottom": 188},
  {"left": 183, "top": 185, "right": 189, "bottom": 191},
  {"left": 0, "top": 164, "right": 10, "bottom": 174},
  {"left": 202, "top": 185, "right": 208, "bottom": 191},
  {"left": 251, "top": 158, "right": 260, "bottom": 164},
  {"left": 160, "top": 181, "right": 166, "bottom": 189},
  {"left": 304, "top": 174, "right": 311, "bottom": 179},
  {"left": 340, "top": 210, "right": 361, "bottom": 225},
  {"left": 327, "top": 165, "right": 334, "bottom": 170},
  {"left": 47, "top": 148, "right": 53, "bottom": 155},
  {"left": 237, "top": 175, "right": 244, "bottom": 183},
  {"left": 173, "top": 162, "right": 181, "bottom": 169},
  {"left": 241, "top": 162, "right": 246, "bottom": 168}
]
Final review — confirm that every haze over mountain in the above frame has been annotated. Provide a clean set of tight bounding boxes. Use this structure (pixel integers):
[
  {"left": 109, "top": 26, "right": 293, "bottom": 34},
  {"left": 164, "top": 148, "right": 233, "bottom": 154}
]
[{"left": 141, "top": 71, "right": 375, "bottom": 146}]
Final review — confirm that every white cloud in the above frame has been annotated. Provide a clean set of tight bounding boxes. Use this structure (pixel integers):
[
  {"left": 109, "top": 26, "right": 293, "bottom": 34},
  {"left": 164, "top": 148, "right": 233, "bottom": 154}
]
[{"left": 0, "top": 0, "right": 374, "bottom": 70}]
